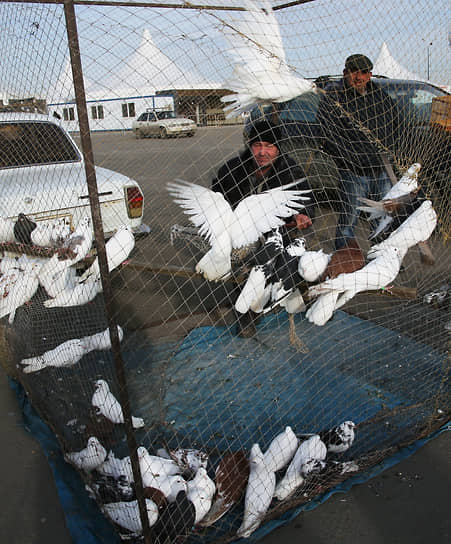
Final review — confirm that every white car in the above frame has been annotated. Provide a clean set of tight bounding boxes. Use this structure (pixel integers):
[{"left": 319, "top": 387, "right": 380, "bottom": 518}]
[
  {"left": 132, "top": 110, "right": 196, "bottom": 139},
  {"left": 0, "top": 113, "right": 148, "bottom": 246}
]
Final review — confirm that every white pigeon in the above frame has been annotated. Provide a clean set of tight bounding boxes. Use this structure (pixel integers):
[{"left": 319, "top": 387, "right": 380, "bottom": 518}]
[
  {"left": 237, "top": 443, "right": 276, "bottom": 538},
  {"left": 30, "top": 220, "right": 56, "bottom": 247},
  {"left": 64, "top": 436, "right": 107, "bottom": 472},
  {"left": 91, "top": 379, "right": 145, "bottom": 429},
  {"left": 43, "top": 278, "right": 102, "bottom": 308},
  {"left": 367, "top": 200, "right": 437, "bottom": 258},
  {"left": 136, "top": 446, "right": 181, "bottom": 483},
  {"left": 38, "top": 253, "right": 77, "bottom": 298},
  {"left": 298, "top": 249, "right": 331, "bottom": 283},
  {"left": 19, "top": 326, "right": 123, "bottom": 374},
  {"left": 103, "top": 499, "right": 158, "bottom": 534},
  {"left": 78, "top": 225, "right": 135, "bottom": 283},
  {"left": 167, "top": 178, "right": 310, "bottom": 281},
  {"left": 0, "top": 256, "right": 20, "bottom": 275},
  {"left": 262, "top": 426, "right": 299, "bottom": 473},
  {"left": 186, "top": 467, "right": 216, "bottom": 524},
  {"left": 220, "top": 0, "right": 315, "bottom": 118},
  {"left": 80, "top": 325, "right": 124, "bottom": 352},
  {"left": 0, "top": 216, "right": 16, "bottom": 243},
  {"left": 274, "top": 435, "right": 327, "bottom": 501},
  {"left": 0, "top": 258, "right": 41, "bottom": 323},
  {"left": 305, "top": 290, "right": 340, "bottom": 327},
  {"left": 235, "top": 265, "right": 271, "bottom": 314},
  {"left": 19, "top": 337, "right": 86, "bottom": 374},
  {"left": 308, "top": 246, "right": 405, "bottom": 314},
  {"left": 357, "top": 162, "right": 421, "bottom": 239}
]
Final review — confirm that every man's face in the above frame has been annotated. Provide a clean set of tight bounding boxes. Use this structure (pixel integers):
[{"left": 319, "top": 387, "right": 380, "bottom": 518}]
[
  {"left": 344, "top": 68, "right": 372, "bottom": 94},
  {"left": 251, "top": 141, "right": 279, "bottom": 169}
]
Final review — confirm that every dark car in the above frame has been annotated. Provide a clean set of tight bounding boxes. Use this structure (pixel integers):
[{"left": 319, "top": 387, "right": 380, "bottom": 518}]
[{"left": 244, "top": 77, "right": 450, "bottom": 199}]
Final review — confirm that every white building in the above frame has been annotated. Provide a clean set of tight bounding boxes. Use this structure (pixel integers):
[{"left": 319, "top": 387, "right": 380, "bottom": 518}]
[{"left": 47, "top": 29, "right": 221, "bottom": 132}]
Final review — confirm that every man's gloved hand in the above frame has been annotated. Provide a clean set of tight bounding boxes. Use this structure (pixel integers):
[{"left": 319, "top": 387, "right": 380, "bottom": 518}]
[{"left": 286, "top": 213, "right": 312, "bottom": 230}]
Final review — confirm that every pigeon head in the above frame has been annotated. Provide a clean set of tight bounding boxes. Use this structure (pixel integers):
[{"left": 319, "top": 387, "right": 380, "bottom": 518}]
[
  {"left": 337, "top": 421, "right": 356, "bottom": 441},
  {"left": 286, "top": 237, "right": 306, "bottom": 257},
  {"left": 94, "top": 379, "right": 107, "bottom": 391},
  {"left": 301, "top": 458, "right": 326, "bottom": 476}
]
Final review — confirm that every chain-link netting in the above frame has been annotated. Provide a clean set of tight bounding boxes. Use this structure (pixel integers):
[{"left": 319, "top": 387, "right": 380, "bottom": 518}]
[{"left": 0, "top": 1, "right": 449, "bottom": 542}]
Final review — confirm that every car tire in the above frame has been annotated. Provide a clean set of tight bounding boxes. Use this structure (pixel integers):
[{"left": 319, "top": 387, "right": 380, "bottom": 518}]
[
  {"left": 159, "top": 127, "right": 168, "bottom": 139},
  {"left": 188, "top": 132, "right": 195, "bottom": 137},
  {"left": 135, "top": 130, "right": 143, "bottom": 139}
]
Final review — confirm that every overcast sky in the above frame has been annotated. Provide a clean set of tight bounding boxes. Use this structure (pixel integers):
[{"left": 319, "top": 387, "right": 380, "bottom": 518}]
[{"left": 0, "top": 0, "right": 449, "bottom": 100}]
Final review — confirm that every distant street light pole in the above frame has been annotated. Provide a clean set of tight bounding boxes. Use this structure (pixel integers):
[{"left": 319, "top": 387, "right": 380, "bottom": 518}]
[{"left": 427, "top": 41, "right": 432, "bottom": 80}]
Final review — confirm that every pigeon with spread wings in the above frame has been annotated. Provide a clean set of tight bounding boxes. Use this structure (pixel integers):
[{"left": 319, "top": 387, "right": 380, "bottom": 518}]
[
  {"left": 220, "top": 0, "right": 315, "bottom": 118},
  {"left": 167, "top": 178, "right": 310, "bottom": 281}
]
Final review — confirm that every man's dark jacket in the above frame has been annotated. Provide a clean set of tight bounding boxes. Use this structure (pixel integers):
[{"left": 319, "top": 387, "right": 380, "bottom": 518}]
[
  {"left": 317, "top": 78, "right": 403, "bottom": 176},
  {"left": 211, "top": 148, "right": 316, "bottom": 221}
]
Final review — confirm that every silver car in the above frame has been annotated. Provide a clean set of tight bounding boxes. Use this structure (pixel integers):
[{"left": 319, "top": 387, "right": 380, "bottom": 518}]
[{"left": 132, "top": 110, "right": 196, "bottom": 139}]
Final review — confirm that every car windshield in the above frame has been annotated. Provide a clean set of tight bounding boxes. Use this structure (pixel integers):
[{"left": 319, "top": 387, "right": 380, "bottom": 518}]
[{"left": 0, "top": 121, "right": 80, "bottom": 168}]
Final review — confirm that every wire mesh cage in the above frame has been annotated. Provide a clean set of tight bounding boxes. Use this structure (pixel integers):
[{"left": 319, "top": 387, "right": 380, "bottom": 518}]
[{"left": 0, "top": 1, "right": 449, "bottom": 543}]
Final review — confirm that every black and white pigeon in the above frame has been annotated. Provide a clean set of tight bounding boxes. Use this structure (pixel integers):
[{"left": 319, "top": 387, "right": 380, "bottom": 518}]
[
  {"left": 59, "top": 216, "right": 93, "bottom": 264},
  {"left": 168, "top": 179, "right": 310, "bottom": 282},
  {"left": 13, "top": 213, "right": 37, "bottom": 245},
  {"left": 219, "top": 0, "right": 315, "bottom": 118},
  {"left": 318, "top": 421, "right": 356, "bottom": 454},
  {"left": 274, "top": 435, "right": 327, "bottom": 501},
  {"left": 168, "top": 448, "right": 209, "bottom": 478}
]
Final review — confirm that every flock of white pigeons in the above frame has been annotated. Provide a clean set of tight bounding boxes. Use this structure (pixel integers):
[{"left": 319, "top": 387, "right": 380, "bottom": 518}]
[
  {"left": 169, "top": 162, "right": 437, "bottom": 328},
  {"left": 61, "top": 419, "right": 356, "bottom": 539},
  {"left": 0, "top": 215, "right": 135, "bottom": 325}
]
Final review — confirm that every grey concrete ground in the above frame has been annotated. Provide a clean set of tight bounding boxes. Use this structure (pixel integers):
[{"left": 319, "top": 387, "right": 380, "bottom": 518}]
[{"left": 0, "top": 369, "right": 449, "bottom": 544}]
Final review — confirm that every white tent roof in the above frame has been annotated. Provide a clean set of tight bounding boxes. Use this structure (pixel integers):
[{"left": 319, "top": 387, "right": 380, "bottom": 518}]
[
  {"left": 86, "top": 29, "right": 219, "bottom": 100},
  {"left": 373, "top": 42, "right": 425, "bottom": 82}
]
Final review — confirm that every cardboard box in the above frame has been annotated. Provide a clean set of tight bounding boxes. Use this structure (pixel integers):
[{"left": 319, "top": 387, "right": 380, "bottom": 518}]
[{"left": 430, "top": 95, "right": 451, "bottom": 131}]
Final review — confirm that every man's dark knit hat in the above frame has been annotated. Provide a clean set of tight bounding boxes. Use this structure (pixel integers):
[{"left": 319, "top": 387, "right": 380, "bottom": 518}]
[
  {"left": 345, "top": 53, "right": 373, "bottom": 72},
  {"left": 247, "top": 120, "right": 282, "bottom": 147}
]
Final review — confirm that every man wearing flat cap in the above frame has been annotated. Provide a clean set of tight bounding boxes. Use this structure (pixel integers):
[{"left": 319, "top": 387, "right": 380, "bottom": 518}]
[
  {"left": 211, "top": 120, "right": 316, "bottom": 336},
  {"left": 317, "top": 53, "right": 403, "bottom": 250}
]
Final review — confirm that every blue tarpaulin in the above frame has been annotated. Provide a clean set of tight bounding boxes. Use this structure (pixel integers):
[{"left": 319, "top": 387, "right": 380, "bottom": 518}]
[{"left": 9, "top": 310, "right": 450, "bottom": 543}]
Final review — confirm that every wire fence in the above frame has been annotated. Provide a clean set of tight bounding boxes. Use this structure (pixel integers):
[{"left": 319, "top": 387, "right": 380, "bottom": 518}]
[{"left": 0, "top": 1, "right": 449, "bottom": 543}]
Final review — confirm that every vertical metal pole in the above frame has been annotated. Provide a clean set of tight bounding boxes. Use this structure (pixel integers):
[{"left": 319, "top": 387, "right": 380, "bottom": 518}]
[{"left": 63, "top": 2, "right": 152, "bottom": 542}]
